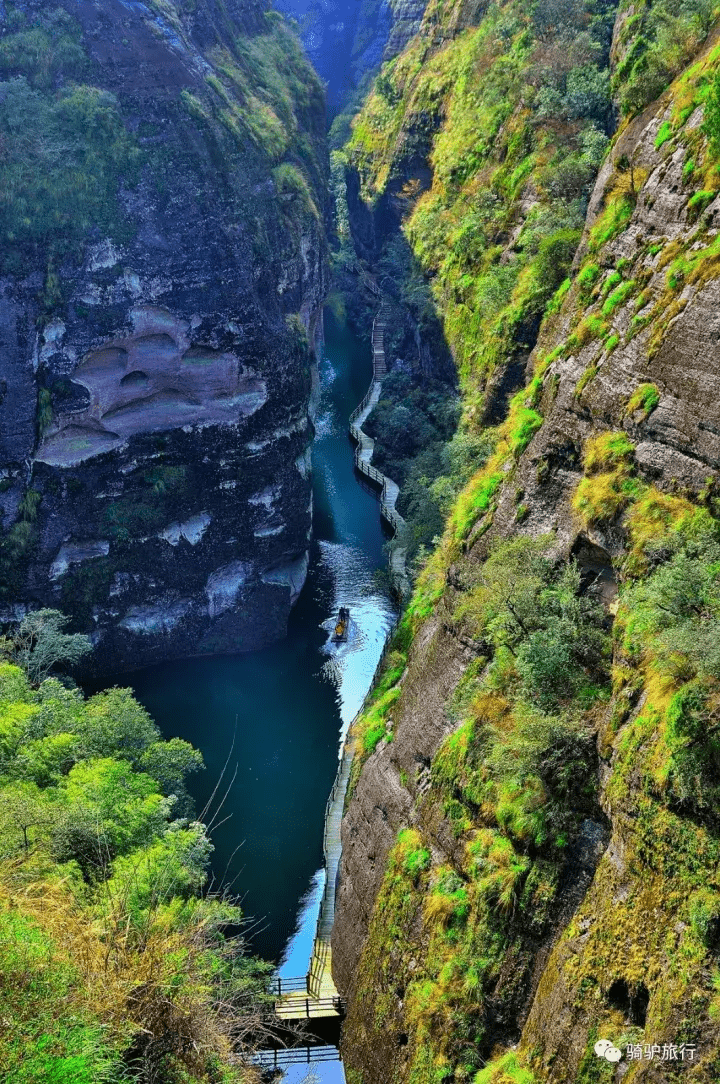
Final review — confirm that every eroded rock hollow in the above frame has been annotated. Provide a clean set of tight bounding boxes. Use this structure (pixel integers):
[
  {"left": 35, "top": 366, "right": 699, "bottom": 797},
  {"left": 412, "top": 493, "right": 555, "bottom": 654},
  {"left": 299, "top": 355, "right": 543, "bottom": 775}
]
[{"left": 0, "top": 0, "right": 327, "bottom": 674}]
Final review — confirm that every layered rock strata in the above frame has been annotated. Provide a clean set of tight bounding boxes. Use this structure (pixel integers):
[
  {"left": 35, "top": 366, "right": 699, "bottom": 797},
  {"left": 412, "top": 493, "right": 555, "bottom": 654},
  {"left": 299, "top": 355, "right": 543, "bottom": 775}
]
[{"left": 0, "top": 0, "right": 327, "bottom": 674}]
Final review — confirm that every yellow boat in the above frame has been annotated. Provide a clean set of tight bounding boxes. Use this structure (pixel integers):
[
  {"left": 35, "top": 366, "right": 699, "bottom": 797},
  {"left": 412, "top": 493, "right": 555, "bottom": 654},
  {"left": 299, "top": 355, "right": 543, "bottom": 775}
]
[{"left": 332, "top": 607, "right": 350, "bottom": 642}]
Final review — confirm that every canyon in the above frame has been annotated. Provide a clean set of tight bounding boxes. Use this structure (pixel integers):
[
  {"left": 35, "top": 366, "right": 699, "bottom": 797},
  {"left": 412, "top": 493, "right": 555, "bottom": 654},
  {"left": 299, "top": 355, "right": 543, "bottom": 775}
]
[{"left": 3, "top": 0, "right": 720, "bottom": 1082}]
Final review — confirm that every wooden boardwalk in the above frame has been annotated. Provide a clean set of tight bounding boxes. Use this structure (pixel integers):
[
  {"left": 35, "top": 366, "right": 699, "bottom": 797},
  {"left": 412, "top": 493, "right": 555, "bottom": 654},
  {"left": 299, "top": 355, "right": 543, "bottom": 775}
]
[
  {"left": 273, "top": 733, "right": 354, "bottom": 1020},
  {"left": 349, "top": 299, "right": 410, "bottom": 597},
  {"left": 272, "top": 290, "right": 409, "bottom": 1026}
]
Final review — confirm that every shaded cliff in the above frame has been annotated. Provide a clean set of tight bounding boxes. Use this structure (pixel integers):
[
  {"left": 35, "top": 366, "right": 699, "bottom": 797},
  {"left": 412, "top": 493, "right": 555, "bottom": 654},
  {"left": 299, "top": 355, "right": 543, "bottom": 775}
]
[
  {"left": 335, "top": 0, "right": 618, "bottom": 566},
  {"left": 0, "top": 0, "right": 328, "bottom": 675},
  {"left": 332, "top": 1, "right": 720, "bottom": 1081},
  {"left": 273, "top": 0, "right": 426, "bottom": 117}
]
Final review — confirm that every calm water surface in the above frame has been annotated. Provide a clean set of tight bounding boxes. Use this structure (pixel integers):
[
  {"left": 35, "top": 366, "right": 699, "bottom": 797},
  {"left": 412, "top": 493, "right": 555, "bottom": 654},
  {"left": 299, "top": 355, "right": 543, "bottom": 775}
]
[{"left": 131, "top": 311, "right": 396, "bottom": 976}]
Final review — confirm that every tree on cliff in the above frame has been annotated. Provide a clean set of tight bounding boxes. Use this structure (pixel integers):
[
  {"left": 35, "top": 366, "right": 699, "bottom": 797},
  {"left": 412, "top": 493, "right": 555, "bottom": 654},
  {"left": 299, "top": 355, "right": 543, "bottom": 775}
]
[{"left": 5, "top": 608, "right": 90, "bottom": 684}]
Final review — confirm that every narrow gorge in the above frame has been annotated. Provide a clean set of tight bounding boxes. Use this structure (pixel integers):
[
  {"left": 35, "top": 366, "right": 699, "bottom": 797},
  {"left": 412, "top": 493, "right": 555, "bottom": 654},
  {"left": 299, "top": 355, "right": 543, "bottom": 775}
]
[{"left": 3, "top": 0, "right": 720, "bottom": 1083}]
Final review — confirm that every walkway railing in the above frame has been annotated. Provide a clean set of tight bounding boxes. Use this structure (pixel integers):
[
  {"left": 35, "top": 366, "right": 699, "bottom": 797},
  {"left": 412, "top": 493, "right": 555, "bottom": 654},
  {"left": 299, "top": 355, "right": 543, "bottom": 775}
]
[
  {"left": 271, "top": 992, "right": 347, "bottom": 1019},
  {"left": 271, "top": 975, "right": 309, "bottom": 996},
  {"left": 252, "top": 1045, "right": 342, "bottom": 1070},
  {"left": 348, "top": 298, "right": 409, "bottom": 590},
  {"left": 270, "top": 287, "right": 410, "bottom": 1023}
]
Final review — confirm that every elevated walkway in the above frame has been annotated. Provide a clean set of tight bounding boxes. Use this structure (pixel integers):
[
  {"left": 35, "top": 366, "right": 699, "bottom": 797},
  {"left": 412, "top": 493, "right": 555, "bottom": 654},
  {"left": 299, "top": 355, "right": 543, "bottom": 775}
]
[
  {"left": 271, "top": 736, "right": 355, "bottom": 1022},
  {"left": 268, "top": 288, "right": 408, "bottom": 1033},
  {"left": 349, "top": 299, "right": 410, "bottom": 598},
  {"left": 252, "top": 1045, "right": 340, "bottom": 1070}
]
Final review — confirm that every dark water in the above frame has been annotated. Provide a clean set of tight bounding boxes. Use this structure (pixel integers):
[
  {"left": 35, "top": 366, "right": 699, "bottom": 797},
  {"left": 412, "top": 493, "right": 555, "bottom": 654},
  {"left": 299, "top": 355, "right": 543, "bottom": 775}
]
[{"left": 130, "top": 310, "right": 396, "bottom": 968}]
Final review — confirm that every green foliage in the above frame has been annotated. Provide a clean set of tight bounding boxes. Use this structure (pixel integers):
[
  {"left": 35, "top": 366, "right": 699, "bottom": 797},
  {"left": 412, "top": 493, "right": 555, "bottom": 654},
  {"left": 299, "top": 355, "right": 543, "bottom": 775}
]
[
  {"left": 458, "top": 541, "right": 609, "bottom": 710},
  {"left": 626, "top": 382, "right": 660, "bottom": 417},
  {"left": 0, "top": 643, "right": 266, "bottom": 1082},
  {"left": 575, "top": 364, "right": 598, "bottom": 397},
  {"left": 400, "top": 831, "right": 431, "bottom": 878},
  {"left": 9, "top": 609, "right": 90, "bottom": 685},
  {"left": 508, "top": 408, "right": 543, "bottom": 458},
  {"left": 273, "top": 162, "right": 319, "bottom": 218},
  {"left": 613, "top": 0, "right": 720, "bottom": 116},
  {"left": 103, "top": 466, "right": 188, "bottom": 543},
  {"left": 601, "top": 278, "right": 636, "bottom": 315},
  {"left": 577, "top": 262, "right": 601, "bottom": 294},
  {"left": 687, "top": 187, "right": 717, "bottom": 221},
  {"left": 702, "top": 68, "right": 720, "bottom": 155},
  {"left": 655, "top": 120, "right": 674, "bottom": 149},
  {"left": 0, "top": 488, "right": 44, "bottom": 596},
  {"left": 572, "top": 431, "right": 639, "bottom": 525},
  {"left": 475, "top": 1050, "right": 537, "bottom": 1083},
  {"left": 621, "top": 532, "right": 720, "bottom": 684},
  {"left": 0, "top": 907, "right": 126, "bottom": 1084},
  {"left": 453, "top": 470, "right": 504, "bottom": 540},
  {"left": 546, "top": 276, "right": 572, "bottom": 314},
  {"left": 348, "top": 0, "right": 613, "bottom": 401},
  {"left": 0, "top": 73, "right": 141, "bottom": 273},
  {"left": 365, "top": 369, "right": 463, "bottom": 561},
  {"left": 359, "top": 687, "right": 401, "bottom": 756},
  {"left": 0, "top": 8, "right": 87, "bottom": 89}
]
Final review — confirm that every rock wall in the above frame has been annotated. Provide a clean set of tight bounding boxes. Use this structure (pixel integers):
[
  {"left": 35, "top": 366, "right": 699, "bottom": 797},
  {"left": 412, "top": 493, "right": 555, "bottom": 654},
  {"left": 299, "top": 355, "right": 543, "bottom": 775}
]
[
  {"left": 273, "top": 0, "right": 426, "bottom": 116},
  {"left": 0, "top": 0, "right": 328, "bottom": 675},
  {"left": 333, "top": 6, "right": 720, "bottom": 1082}
]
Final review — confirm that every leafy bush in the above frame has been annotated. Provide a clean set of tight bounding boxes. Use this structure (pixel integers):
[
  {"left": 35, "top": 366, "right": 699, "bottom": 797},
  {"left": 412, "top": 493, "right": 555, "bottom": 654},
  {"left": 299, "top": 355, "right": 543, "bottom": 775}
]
[
  {"left": 622, "top": 533, "right": 720, "bottom": 682},
  {"left": 664, "top": 680, "right": 720, "bottom": 812},
  {"left": 8, "top": 609, "right": 90, "bottom": 685},
  {"left": 0, "top": 647, "right": 270, "bottom": 1081},
  {"left": 703, "top": 68, "right": 720, "bottom": 155}
]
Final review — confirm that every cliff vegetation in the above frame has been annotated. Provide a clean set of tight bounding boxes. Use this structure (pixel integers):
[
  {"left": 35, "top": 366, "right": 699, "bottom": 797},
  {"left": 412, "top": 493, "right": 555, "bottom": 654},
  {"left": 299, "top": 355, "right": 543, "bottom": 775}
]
[
  {"left": 334, "top": 0, "right": 720, "bottom": 1081},
  {"left": 0, "top": 611, "right": 270, "bottom": 1084},
  {"left": 0, "top": 0, "right": 328, "bottom": 673}
]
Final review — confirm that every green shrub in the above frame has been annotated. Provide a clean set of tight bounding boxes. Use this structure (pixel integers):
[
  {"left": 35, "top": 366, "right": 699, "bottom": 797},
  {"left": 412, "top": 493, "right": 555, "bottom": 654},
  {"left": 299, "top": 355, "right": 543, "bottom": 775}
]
[
  {"left": 0, "top": 649, "right": 270, "bottom": 1080},
  {"left": 509, "top": 408, "right": 543, "bottom": 458},
  {"left": 575, "top": 365, "right": 598, "bottom": 397},
  {"left": 702, "top": 68, "right": 720, "bottom": 156},
  {"left": 600, "top": 270, "right": 622, "bottom": 298},
  {"left": 622, "top": 534, "right": 720, "bottom": 683},
  {"left": 626, "top": 382, "right": 660, "bottom": 417},
  {"left": 602, "top": 279, "right": 636, "bottom": 315},
  {"left": 577, "top": 263, "right": 601, "bottom": 295},
  {"left": 687, "top": 189, "right": 717, "bottom": 222},
  {"left": 655, "top": 120, "right": 673, "bottom": 149}
]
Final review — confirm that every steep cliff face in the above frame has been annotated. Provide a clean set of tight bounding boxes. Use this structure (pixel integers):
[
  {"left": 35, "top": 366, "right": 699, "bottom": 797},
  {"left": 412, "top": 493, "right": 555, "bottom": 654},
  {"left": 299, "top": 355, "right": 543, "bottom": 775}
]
[
  {"left": 334, "top": 0, "right": 620, "bottom": 566},
  {"left": 334, "top": 3, "right": 720, "bottom": 1082},
  {"left": 0, "top": 0, "right": 327, "bottom": 674},
  {"left": 273, "top": 0, "right": 426, "bottom": 116}
]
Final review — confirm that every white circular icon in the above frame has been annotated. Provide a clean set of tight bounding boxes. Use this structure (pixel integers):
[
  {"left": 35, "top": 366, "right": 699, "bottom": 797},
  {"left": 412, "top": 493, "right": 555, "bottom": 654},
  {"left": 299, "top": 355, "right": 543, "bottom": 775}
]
[{"left": 594, "top": 1039, "right": 622, "bottom": 1062}]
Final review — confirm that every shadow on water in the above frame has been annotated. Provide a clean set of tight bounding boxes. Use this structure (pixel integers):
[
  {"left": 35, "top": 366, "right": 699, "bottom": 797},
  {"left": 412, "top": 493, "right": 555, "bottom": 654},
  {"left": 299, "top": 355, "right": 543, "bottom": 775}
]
[{"left": 129, "top": 309, "right": 396, "bottom": 968}]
